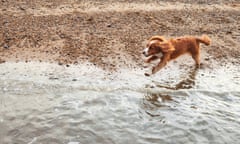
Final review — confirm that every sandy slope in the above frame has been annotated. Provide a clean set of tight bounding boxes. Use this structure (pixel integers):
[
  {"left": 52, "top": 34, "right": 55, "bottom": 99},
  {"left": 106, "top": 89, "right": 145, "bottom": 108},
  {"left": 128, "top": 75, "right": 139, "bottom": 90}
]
[{"left": 0, "top": 0, "right": 239, "bottom": 71}]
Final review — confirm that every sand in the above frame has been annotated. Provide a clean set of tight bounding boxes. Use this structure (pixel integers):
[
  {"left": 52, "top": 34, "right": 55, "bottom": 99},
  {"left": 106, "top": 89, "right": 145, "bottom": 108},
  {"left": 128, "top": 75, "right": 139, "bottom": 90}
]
[{"left": 0, "top": 0, "right": 239, "bottom": 71}]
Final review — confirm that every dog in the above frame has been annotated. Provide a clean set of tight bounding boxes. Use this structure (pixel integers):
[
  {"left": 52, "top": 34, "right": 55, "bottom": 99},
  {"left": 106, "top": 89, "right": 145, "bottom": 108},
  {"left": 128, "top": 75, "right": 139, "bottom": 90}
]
[{"left": 142, "top": 35, "right": 211, "bottom": 76}]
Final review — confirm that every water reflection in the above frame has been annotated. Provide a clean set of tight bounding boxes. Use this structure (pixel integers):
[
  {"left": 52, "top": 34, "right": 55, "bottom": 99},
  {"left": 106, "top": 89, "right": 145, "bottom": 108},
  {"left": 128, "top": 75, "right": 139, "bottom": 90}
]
[
  {"left": 145, "top": 93, "right": 173, "bottom": 103},
  {"left": 141, "top": 92, "right": 173, "bottom": 119},
  {"left": 154, "top": 67, "right": 198, "bottom": 90},
  {"left": 141, "top": 67, "right": 199, "bottom": 119}
]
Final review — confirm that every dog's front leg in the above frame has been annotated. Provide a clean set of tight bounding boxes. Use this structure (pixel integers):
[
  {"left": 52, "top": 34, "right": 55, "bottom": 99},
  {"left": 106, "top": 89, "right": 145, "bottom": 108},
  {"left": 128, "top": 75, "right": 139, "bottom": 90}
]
[
  {"left": 145, "top": 55, "right": 159, "bottom": 63},
  {"left": 152, "top": 55, "right": 169, "bottom": 74},
  {"left": 144, "top": 56, "right": 168, "bottom": 76},
  {"left": 152, "top": 61, "right": 167, "bottom": 74}
]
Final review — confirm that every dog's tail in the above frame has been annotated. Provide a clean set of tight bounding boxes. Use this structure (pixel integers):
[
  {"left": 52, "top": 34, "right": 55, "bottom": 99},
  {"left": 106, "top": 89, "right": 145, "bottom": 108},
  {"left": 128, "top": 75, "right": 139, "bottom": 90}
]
[{"left": 196, "top": 35, "right": 211, "bottom": 46}]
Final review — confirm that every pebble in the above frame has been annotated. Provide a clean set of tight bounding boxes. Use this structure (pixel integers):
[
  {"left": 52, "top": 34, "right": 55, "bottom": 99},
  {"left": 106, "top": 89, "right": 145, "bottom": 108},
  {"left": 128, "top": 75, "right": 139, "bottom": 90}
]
[
  {"left": 0, "top": 59, "right": 6, "bottom": 64},
  {"left": 58, "top": 62, "right": 63, "bottom": 65},
  {"left": 3, "top": 44, "right": 9, "bottom": 49},
  {"left": 204, "top": 57, "right": 210, "bottom": 61},
  {"left": 49, "top": 77, "right": 59, "bottom": 80},
  {"left": 19, "top": 6, "right": 26, "bottom": 11}
]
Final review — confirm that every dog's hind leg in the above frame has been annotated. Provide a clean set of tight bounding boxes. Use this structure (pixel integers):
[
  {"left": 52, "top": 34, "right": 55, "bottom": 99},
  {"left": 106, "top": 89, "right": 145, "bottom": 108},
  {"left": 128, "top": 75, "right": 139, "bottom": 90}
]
[{"left": 192, "top": 53, "right": 200, "bottom": 68}]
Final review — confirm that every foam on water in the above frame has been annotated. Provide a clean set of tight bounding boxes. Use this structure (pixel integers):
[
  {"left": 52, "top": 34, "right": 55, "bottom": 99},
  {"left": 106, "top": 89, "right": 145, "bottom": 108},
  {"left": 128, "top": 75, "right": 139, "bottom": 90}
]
[{"left": 1, "top": 61, "right": 239, "bottom": 92}]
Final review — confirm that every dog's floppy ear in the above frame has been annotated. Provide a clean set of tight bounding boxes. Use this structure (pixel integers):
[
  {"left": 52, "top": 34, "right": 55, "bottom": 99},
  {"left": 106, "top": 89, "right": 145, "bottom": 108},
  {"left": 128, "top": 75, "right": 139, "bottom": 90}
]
[
  {"left": 149, "top": 35, "right": 167, "bottom": 42},
  {"left": 159, "top": 42, "right": 175, "bottom": 53}
]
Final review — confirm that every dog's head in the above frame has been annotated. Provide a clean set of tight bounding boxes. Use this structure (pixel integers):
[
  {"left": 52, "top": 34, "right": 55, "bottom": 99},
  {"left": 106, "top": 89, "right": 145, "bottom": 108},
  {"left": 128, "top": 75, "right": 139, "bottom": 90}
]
[{"left": 142, "top": 36, "right": 175, "bottom": 57}]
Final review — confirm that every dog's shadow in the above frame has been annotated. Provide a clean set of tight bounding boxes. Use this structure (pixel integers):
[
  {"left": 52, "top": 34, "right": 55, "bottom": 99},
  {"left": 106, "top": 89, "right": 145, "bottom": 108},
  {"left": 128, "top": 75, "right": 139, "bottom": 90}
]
[{"left": 151, "top": 66, "right": 200, "bottom": 90}]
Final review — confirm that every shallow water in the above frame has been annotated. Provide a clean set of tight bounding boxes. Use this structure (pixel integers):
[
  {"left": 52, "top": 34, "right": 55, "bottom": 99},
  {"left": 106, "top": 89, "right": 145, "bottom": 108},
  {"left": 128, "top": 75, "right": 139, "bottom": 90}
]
[{"left": 0, "top": 62, "right": 240, "bottom": 144}]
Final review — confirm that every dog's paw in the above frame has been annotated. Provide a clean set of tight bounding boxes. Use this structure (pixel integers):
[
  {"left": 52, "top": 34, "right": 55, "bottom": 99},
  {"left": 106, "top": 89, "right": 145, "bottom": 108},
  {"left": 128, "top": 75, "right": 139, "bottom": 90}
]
[{"left": 144, "top": 68, "right": 153, "bottom": 76}]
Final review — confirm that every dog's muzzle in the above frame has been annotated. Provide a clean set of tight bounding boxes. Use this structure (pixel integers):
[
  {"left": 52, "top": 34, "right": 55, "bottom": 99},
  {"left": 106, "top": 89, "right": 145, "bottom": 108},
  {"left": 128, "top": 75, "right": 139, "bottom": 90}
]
[{"left": 142, "top": 48, "right": 149, "bottom": 57}]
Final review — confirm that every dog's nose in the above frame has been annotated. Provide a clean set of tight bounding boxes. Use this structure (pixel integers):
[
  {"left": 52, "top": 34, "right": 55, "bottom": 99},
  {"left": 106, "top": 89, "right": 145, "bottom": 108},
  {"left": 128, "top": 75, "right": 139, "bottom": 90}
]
[
  {"left": 142, "top": 51, "right": 148, "bottom": 57},
  {"left": 142, "top": 48, "right": 149, "bottom": 57}
]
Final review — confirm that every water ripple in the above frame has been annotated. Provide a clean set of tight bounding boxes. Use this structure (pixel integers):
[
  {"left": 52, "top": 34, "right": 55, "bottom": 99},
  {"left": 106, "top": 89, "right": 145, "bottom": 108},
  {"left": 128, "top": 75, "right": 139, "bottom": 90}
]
[{"left": 0, "top": 62, "right": 240, "bottom": 144}]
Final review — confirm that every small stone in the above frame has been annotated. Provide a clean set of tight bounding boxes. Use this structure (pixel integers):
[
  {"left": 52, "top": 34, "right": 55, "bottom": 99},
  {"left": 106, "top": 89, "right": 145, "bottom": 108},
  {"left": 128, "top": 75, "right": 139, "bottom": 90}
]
[
  {"left": 19, "top": 6, "right": 26, "bottom": 11},
  {"left": 59, "top": 34, "right": 65, "bottom": 38},
  {"left": 204, "top": 57, "right": 210, "bottom": 61},
  {"left": 144, "top": 73, "right": 151, "bottom": 77},
  {"left": 0, "top": 59, "right": 6, "bottom": 64},
  {"left": 3, "top": 44, "right": 9, "bottom": 49},
  {"left": 74, "top": 61, "right": 78, "bottom": 64},
  {"left": 49, "top": 77, "right": 59, "bottom": 80},
  {"left": 190, "top": 106, "right": 197, "bottom": 109},
  {"left": 58, "top": 62, "right": 63, "bottom": 65}
]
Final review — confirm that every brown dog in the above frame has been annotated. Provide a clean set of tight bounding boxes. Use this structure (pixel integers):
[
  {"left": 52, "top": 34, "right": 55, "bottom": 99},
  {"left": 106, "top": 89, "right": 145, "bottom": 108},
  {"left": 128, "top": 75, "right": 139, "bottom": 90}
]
[{"left": 142, "top": 35, "right": 211, "bottom": 76}]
